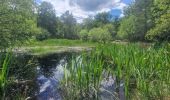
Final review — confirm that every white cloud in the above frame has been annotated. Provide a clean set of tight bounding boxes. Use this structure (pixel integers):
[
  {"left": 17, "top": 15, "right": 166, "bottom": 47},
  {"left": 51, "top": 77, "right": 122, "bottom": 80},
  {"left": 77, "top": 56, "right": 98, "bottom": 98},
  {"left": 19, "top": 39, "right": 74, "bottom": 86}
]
[{"left": 41, "top": 0, "right": 127, "bottom": 22}]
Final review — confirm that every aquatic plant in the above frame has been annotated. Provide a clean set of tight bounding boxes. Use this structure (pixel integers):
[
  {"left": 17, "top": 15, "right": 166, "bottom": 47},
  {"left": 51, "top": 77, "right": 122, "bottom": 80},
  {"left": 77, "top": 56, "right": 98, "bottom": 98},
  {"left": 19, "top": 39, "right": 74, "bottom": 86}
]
[
  {"left": 61, "top": 43, "right": 170, "bottom": 100},
  {"left": 100, "top": 43, "right": 170, "bottom": 99},
  {"left": 0, "top": 51, "right": 12, "bottom": 98},
  {"left": 61, "top": 51, "right": 105, "bottom": 100}
]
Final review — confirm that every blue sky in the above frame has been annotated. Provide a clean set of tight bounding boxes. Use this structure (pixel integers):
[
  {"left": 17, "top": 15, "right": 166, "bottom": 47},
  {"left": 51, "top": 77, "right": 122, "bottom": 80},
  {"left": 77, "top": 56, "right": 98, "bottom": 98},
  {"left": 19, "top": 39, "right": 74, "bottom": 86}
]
[
  {"left": 123, "top": 0, "right": 133, "bottom": 5},
  {"left": 36, "top": 0, "right": 133, "bottom": 22}
]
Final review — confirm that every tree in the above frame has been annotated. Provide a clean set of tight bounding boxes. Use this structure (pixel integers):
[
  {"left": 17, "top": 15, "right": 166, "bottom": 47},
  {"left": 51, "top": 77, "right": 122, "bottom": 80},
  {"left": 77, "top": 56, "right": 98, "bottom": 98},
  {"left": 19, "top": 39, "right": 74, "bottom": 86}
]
[
  {"left": 146, "top": 0, "right": 170, "bottom": 41},
  {"left": 82, "top": 17, "right": 95, "bottom": 31},
  {"left": 94, "top": 12, "right": 111, "bottom": 26},
  {"left": 38, "top": 1, "right": 57, "bottom": 37},
  {"left": 0, "top": 0, "right": 39, "bottom": 49},
  {"left": 117, "top": 16, "right": 138, "bottom": 40},
  {"left": 60, "top": 11, "right": 77, "bottom": 39},
  {"left": 119, "top": 0, "right": 154, "bottom": 41}
]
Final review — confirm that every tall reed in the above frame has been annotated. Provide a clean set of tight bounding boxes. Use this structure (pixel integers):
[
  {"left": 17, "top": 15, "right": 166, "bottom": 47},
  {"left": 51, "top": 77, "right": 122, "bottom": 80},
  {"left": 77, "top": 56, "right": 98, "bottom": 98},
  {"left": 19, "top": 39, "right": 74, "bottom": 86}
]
[
  {"left": 61, "top": 51, "right": 104, "bottom": 100},
  {"left": 61, "top": 43, "right": 170, "bottom": 100},
  {"left": 101, "top": 43, "right": 170, "bottom": 99},
  {"left": 0, "top": 51, "right": 12, "bottom": 98}
]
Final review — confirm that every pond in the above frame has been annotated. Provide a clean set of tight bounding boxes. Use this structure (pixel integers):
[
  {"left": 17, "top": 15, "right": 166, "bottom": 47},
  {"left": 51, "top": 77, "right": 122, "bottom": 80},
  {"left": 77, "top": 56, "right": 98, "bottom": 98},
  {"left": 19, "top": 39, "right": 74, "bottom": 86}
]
[{"left": 5, "top": 52, "right": 125, "bottom": 100}]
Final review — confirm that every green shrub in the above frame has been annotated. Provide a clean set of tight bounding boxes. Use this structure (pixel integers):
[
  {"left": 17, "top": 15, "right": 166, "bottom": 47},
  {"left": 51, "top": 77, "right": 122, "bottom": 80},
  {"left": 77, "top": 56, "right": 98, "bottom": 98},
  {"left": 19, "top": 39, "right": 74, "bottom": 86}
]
[
  {"left": 79, "top": 29, "right": 88, "bottom": 41},
  {"left": 103, "top": 24, "right": 117, "bottom": 38},
  {"left": 36, "top": 28, "right": 50, "bottom": 41},
  {"left": 88, "top": 27, "right": 111, "bottom": 43}
]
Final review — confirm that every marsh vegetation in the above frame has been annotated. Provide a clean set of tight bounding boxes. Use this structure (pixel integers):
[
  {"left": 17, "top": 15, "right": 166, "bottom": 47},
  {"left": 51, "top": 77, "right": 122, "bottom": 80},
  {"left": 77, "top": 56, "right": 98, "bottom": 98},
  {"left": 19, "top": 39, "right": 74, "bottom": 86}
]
[
  {"left": 0, "top": 0, "right": 170, "bottom": 100},
  {"left": 61, "top": 43, "right": 170, "bottom": 100}
]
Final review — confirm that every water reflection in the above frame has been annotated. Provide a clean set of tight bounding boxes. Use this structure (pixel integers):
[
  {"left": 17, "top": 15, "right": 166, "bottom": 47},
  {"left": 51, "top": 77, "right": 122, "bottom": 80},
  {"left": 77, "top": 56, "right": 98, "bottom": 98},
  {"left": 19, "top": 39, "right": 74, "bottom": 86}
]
[
  {"left": 36, "top": 53, "right": 75, "bottom": 100},
  {"left": 4, "top": 52, "right": 125, "bottom": 100},
  {"left": 4, "top": 52, "right": 76, "bottom": 99}
]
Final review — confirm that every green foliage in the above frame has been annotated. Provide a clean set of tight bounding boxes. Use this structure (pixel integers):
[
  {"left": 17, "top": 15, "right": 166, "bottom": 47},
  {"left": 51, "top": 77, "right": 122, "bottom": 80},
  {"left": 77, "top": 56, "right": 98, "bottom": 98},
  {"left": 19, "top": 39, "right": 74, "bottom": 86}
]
[
  {"left": 146, "top": 0, "right": 170, "bottom": 41},
  {"left": 103, "top": 24, "right": 116, "bottom": 38},
  {"left": 82, "top": 18, "right": 95, "bottom": 31},
  {"left": 36, "top": 28, "right": 50, "bottom": 41},
  {"left": 88, "top": 27, "right": 111, "bottom": 43},
  {"left": 79, "top": 29, "right": 88, "bottom": 41},
  {"left": 147, "top": 14, "right": 170, "bottom": 41},
  {"left": 94, "top": 12, "right": 112, "bottom": 27},
  {"left": 117, "top": 16, "right": 137, "bottom": 40},
  {"left": 0, "top": 0, "right": 38, "bottom": 49},
  {"left": 81, "top": 12, "right": 114, "bottom": 32},
  {"left": 38, "top": 1, "right": 57, "bottom": 37},
  {"left": 120, "top": 0, "right": 170, "bottom": 42},
  {"left": 80, "top": 13, "right": 118, "bottom": 41},
  {"left": 118, "top": 0, "right": 154, "bottom": 41},
  {"left": 59, "top": 11, "right": 78, "bottom": 39}
]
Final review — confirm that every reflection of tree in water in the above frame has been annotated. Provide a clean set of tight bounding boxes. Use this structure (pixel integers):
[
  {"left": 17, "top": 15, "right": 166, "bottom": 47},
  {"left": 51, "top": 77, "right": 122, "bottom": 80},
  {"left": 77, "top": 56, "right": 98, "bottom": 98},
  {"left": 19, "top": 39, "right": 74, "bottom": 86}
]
[{"left": 37, "top": 52, "right": 76, "bottom": 77}]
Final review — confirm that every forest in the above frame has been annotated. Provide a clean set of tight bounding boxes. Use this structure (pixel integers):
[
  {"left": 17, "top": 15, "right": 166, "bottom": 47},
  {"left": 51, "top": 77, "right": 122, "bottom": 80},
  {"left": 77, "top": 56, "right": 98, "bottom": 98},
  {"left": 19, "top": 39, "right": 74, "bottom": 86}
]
[{"left": 0, "top": 0, "right": 170, "bottom": 100}]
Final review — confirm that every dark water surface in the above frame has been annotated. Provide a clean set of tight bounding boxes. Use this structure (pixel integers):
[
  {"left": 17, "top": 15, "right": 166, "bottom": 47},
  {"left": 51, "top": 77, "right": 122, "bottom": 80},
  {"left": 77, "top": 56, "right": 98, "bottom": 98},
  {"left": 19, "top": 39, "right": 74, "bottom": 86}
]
[
  {"left": 5, "top": 52, "right": 75, "bottom": 100},
  {"left": 36, "top": 53, "right": 74, "bottom": 100}
]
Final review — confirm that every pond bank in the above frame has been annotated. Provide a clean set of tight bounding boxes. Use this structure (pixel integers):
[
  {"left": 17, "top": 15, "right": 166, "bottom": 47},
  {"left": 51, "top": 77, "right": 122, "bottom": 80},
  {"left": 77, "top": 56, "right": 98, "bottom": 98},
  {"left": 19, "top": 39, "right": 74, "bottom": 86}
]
[{"left": 13, "top": 46, "right": 94, "bottom": 56}]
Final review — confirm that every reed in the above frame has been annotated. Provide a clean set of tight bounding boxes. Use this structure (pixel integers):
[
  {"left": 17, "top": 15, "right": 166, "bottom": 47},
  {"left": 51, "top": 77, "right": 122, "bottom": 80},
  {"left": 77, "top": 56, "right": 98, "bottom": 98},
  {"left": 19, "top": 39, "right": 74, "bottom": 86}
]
[
  {"left": 101, "top": 43, "right": 170, "bottom": 99},
  {"left": 61, "top": 43, "right": 170, "bottom": 100},
  {"left": 0, "top": 51, "right": 12, "bottom": 98},
  {"left": 61, "top": 51, "right": 105, "bottom": 100}
]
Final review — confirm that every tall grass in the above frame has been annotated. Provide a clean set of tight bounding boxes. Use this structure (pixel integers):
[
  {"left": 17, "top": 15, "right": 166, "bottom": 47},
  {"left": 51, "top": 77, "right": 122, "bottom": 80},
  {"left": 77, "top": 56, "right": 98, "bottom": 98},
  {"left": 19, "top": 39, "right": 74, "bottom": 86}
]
[
  {"left": 0, "top": 51, "right": 12, "bottom": 98},
  {"left": 61, "top": 43, "right": 170, "bottom": 100}
]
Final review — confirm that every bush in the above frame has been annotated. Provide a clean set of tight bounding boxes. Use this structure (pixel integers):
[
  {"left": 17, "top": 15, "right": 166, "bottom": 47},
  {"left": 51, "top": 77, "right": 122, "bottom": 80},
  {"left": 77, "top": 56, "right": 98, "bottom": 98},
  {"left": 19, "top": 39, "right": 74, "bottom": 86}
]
[
  {"left": 103, "top": 24, "right": 117, "bottom": 38},
  {"left": 36, "top": 28, "right": 50, "bottom": 41},
  {"left": 88, "top": 27, "right": 111, "bottom": 43},
  {"left": 79, "top": 29, "right": 88, "bottom": 41}
]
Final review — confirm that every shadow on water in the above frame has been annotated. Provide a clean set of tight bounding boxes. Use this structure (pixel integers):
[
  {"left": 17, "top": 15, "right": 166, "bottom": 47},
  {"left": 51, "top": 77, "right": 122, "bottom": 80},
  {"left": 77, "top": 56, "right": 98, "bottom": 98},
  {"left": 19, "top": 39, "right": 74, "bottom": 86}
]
[{"left": 3, "top": 52, "right": 125, "bottom": 100}]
